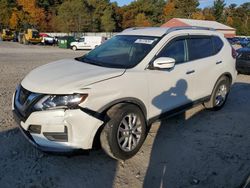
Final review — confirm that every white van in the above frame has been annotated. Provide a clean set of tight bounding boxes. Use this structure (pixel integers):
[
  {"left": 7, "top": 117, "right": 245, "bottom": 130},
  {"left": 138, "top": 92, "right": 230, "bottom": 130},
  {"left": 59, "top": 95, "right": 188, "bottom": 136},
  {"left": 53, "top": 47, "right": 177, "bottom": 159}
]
[{"left": 70, "top": 36, "right": 106, "bottom": 50}]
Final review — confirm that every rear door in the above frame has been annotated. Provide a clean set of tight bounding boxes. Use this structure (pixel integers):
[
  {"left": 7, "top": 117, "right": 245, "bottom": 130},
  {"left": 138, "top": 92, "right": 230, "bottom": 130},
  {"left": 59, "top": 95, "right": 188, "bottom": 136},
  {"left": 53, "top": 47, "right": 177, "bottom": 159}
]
[{"left": 186, "top": 35, "right": 222, "bottom": 100}]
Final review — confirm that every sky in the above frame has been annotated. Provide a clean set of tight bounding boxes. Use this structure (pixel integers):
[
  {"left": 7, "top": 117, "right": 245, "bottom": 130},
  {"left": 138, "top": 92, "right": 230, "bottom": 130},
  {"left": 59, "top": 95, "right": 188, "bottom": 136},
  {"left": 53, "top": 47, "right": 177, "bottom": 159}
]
[{"left": 111, "top": 0, "right": 249, "bottom": 8}]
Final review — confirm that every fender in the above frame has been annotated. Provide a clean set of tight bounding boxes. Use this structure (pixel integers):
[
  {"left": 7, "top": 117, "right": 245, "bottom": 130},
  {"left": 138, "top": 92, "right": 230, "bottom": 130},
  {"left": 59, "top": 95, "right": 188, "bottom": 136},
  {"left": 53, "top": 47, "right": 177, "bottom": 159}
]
[{"left": 97, "top": 97, "right": 148, "bottom": 120}]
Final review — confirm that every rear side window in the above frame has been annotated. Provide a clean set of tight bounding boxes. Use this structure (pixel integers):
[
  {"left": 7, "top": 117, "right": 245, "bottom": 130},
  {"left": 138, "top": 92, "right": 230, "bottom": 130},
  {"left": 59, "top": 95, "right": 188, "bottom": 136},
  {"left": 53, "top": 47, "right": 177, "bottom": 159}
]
[
  {"left": 157, "top": 39, "right": 186, "bottom": 64},
  {"left": 212, "top": 36, "right": 224, "bottom": 54},
  {"left": 187, "top": 37, "right": 213, "bottom": 61}
]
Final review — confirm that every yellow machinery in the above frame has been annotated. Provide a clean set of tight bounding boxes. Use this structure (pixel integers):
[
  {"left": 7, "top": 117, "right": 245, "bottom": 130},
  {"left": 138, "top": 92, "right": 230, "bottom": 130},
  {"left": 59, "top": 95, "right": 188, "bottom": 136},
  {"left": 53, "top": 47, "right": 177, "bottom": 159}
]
[
  {"left": 19, "top": 29, "right": 42, "bottom": 44},
  {"left": 1, "top": 29, "right": 14, "bottom": 41}
]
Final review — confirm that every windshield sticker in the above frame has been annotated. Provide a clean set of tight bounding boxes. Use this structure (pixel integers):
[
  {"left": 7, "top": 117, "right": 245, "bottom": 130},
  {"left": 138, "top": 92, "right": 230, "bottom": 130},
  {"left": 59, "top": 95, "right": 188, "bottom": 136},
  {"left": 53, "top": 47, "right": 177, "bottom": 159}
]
[{"left": 135, "top": 39, "right": 155, "bottom": 45}]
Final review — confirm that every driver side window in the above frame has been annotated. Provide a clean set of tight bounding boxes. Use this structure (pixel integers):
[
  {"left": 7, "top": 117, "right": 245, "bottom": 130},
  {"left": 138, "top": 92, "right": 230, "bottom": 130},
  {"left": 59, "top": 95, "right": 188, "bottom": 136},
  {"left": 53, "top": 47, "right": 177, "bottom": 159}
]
[
  {"left": 79, "top": 38, "right": 85, "bottom": 42},
  {"left": 157, "top": 38, "right": 186, "bottom": 64}
]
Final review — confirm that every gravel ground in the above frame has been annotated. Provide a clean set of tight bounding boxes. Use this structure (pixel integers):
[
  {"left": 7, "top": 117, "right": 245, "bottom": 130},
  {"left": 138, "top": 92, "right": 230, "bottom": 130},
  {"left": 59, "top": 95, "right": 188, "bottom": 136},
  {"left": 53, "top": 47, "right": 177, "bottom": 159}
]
[{"left": 0, "top": 41, "right": 249, "bottom": 188}]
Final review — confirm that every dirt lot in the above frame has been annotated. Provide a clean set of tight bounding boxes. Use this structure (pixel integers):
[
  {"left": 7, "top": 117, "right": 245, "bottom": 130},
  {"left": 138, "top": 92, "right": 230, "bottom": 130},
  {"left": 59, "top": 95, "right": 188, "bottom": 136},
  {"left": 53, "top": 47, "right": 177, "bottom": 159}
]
[{"left": 0, "top": 41, "right": 249, "bottom": 188}]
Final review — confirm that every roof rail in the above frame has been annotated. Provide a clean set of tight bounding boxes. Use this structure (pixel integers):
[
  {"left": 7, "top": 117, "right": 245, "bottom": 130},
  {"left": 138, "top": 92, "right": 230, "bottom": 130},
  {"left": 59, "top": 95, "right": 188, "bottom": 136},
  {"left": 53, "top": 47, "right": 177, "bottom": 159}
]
[
  {"left": 122, "top": 27, "right": 147, "bottom": 32},
  {"left": 166, "top": 26, "right": 215, "bottom": 34}
]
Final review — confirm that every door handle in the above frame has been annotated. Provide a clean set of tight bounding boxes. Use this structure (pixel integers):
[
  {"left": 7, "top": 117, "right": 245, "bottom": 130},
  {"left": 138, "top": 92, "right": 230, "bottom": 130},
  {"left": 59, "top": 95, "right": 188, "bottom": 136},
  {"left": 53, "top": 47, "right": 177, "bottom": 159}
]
[
  {"left": 216, "top": 61, "right": 222, "bottom": 65},
  {"left": 186, "top": 70, "right": 195, "bottom": 75}
]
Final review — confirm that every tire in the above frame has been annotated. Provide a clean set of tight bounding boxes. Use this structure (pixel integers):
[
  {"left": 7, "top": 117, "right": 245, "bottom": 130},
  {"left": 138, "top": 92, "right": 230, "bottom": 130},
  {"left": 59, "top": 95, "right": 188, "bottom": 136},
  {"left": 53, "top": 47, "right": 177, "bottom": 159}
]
[
  {"left": 100, "top": 103, "right": 147, "bottom": 160},
  {"left": 203, "top": 76, "right": 230, "bottom": 111},
  {"left": 72, "top": 46, "right": 77, "bottom": 51}
]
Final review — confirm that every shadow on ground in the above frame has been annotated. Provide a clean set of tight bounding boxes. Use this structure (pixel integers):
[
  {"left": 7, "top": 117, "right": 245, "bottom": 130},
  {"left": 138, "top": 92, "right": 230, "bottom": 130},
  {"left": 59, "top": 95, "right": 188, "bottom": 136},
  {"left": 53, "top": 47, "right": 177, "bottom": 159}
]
[{"left": 143, "top": 82, "right": 250, "bottom": 188}]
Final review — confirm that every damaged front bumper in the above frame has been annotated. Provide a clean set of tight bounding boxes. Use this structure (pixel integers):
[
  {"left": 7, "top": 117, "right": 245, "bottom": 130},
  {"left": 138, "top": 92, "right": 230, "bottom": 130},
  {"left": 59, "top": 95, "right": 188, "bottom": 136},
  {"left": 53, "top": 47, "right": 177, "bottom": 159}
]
[{"left": 12, "top": 107, "right": 104, "bottom": 153}]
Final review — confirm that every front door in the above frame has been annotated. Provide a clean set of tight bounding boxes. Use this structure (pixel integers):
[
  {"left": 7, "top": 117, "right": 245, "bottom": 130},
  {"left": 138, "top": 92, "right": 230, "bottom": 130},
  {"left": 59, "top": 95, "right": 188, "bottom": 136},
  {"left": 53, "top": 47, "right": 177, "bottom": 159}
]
[{"left": 146, "top": 37, "right": 196, "bottom": 119}]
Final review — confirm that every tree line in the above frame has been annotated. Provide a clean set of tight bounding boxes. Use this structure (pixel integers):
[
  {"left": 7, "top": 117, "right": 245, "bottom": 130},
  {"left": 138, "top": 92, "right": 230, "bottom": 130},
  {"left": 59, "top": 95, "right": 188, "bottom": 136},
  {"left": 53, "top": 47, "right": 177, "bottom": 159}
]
[{"left": 0, "top": 0, "right": 249, "bottom": 35}]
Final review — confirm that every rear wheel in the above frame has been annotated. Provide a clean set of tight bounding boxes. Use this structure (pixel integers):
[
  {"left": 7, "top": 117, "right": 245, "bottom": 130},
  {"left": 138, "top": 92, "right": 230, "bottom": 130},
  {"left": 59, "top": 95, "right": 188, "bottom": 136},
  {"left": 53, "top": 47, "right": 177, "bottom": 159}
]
[
  {"left": 100, "top": 104, "right": 147, "bottom": 160},
  {"left": 204, "top": 76, "right": 230, "bottom": 111}
]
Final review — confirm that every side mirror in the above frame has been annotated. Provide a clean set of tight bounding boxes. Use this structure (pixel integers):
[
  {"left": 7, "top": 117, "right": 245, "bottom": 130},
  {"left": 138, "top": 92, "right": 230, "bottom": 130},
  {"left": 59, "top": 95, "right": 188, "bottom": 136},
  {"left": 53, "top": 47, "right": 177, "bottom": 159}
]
[{"left": 153, "top": 57, "right": 176, "bottom": 69}]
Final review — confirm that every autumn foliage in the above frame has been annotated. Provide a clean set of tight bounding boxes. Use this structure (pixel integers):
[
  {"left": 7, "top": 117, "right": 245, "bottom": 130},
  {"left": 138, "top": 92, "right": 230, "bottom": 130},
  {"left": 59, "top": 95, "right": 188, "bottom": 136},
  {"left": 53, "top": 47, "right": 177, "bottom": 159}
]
[{"left": 0, "top": 0, "right": 249, "bottom": 35}]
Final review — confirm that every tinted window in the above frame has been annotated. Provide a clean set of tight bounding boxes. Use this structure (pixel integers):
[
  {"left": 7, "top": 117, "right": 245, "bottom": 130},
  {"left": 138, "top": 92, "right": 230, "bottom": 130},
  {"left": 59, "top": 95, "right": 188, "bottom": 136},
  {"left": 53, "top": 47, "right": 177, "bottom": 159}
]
[
  {"left": 79, "top": 38, "right": 85, "bottom": 42},
  {"left": 187, "top": 37, "right": 213, "bottom": 61},
  {"left": 212, "top": 36, "right": 224, "bottom": 54},
  {"left": 158, "top": 39, "right": 186, "bottom": 64}
]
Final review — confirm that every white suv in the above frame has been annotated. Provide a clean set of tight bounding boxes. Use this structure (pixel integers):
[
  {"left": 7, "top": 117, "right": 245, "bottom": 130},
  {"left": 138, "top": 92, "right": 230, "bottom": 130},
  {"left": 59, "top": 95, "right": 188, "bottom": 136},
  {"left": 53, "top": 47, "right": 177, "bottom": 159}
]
[{"left": 12, "top": 27, "right": 237, "bottom": 160}]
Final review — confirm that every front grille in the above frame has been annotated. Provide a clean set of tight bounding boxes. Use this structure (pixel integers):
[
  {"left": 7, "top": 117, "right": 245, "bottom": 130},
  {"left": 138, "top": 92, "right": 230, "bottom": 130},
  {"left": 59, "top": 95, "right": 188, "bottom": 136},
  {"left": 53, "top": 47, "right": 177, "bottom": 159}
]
[{"left": 14, "top": 85, "right": 44, "bottom": 119}]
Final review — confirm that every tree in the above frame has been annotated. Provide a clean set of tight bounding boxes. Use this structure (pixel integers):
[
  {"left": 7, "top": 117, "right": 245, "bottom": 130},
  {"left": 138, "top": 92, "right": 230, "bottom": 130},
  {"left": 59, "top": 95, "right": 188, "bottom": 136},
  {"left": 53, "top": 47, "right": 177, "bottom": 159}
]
[
  {"left": 203, "top": 8, "right": 216, "bottom": 20},
  {"left": 0, "top": 0, "right": 12, "bottom": 29},
  {"left": 121, "top": 0, "right": 165, "bottom": 29},
  {"left": 226, "top": 16, "right": 233, "bottom": 26},
  {"left": 213, "top": 0, "right": 226, "bottom": 22},
  {"left": 191, "top": 11, "right": 205, "bottom": 20},
  {"left": 57, "top": 0, "right": 90, "bottom": 32},
  {"left": 134, "top": 13, "right": 151, "bottom": 27},
  {"left": 17, "top": 0, "right": 46, "bottom": 29},
  {"left": 101, "top": 7, "right": 116, "bottom": 32},
  {"left": 87, "top": 0, "right": 110, "bottom": 32},
  {"left": 9, "top": 9, "right": 19, "bottom": 29},
  {"left": 162, "top": 0, "right": 200, "bottom": 20},
  {"left": 174, "top": 0, "right": 200, "bottom": 18},
  {"left": 163, "top": 0, "right": 176, "bottom": 22}
]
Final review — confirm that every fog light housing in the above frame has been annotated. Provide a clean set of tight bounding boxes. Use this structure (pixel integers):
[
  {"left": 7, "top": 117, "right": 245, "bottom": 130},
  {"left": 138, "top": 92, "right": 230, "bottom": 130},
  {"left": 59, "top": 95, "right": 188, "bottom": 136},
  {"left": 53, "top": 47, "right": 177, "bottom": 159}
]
[
  {"left": 43, "top": 126, "right": 68, "bottom": 142},
  {"left": 28, "top": 125, "right": 41, "bottom": 134}
]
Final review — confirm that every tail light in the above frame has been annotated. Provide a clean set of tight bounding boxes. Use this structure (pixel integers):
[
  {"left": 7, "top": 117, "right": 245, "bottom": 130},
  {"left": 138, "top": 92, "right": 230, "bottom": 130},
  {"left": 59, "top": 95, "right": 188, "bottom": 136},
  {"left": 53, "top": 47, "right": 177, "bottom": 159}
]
[{"left": 232, "top": 47, "right": 237, "bottom": 59}]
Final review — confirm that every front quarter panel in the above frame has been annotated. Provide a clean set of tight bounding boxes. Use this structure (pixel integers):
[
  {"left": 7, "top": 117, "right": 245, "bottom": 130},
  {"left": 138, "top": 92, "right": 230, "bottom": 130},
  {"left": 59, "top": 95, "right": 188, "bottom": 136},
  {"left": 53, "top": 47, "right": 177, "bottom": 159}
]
[{"left": 80, "top": 70, "right": 149, "bottom": 118}]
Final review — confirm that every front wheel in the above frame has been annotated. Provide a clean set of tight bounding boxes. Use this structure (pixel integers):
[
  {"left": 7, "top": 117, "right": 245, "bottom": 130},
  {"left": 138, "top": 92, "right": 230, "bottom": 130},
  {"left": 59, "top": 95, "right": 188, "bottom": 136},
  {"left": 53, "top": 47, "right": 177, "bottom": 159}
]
[
  {"left": 100, "top": 104, "right": 147, "bottom": 160},
  {"left": 204, "top": 76, "right": 230, "bottom": 111},
  {"left": 72, "top": 46, "right": 77, "bottom": 51}
]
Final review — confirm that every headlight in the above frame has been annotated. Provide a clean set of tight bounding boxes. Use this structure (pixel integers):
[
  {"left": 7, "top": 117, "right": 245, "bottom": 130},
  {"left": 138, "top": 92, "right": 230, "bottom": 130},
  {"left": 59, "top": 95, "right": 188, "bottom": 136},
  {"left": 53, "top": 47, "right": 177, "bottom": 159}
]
[{"left": 34, "top": 94, "right": 88, "bottom": 110}]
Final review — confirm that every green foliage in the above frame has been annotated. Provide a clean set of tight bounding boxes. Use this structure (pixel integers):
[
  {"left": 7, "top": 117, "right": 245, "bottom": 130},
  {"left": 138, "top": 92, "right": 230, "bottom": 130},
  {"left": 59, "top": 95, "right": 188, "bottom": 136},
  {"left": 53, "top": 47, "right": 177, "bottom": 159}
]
[
  {"left": 213, "top": 0, "right": 226, "bottom": 22},
  {"left": 174, "top": 0, "right": 200, "bottom": 18},
  {"left": 101, "top": 7, "right": 116, "bottom": 32},
  {"left": 57, "top": 0, "right": 90, "bottom": 32}
]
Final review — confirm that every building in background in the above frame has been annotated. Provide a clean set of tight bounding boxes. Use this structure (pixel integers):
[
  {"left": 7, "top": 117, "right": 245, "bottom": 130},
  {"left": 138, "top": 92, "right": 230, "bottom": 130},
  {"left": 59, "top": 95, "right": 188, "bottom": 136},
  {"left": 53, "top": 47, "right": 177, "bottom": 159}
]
[{"left": 161, "top": 18, "right": 236, "bottom": 38}]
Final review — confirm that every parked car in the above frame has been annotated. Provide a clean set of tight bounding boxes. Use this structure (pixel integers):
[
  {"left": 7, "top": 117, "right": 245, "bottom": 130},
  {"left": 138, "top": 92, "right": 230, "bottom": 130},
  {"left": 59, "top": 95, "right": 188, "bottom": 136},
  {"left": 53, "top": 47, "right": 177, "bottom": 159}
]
[
  {"left": 227, "top": 38, "right": 237, "bottom": 45},
  {"left": 70, "top": 36, "right": 106, "bottom": 50},
  {"left": 236, "top": 43, "right": 250, "bottom": 74},
  {"left": 237, "top": 37, "right": 250, "bottom": 47},
  {"left": 12, "top": 27, "right": 237, "bottom": 160},
  {"left": 40, "top": 33, "right": 55, "bottom": 45}
]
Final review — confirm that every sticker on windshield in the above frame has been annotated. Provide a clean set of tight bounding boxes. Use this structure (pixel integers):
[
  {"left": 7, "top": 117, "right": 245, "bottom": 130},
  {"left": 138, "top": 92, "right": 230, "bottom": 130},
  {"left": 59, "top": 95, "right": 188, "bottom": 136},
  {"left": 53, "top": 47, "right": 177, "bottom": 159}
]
[{"left": 135, "top": 39, "right": 155, "bottom": 45}]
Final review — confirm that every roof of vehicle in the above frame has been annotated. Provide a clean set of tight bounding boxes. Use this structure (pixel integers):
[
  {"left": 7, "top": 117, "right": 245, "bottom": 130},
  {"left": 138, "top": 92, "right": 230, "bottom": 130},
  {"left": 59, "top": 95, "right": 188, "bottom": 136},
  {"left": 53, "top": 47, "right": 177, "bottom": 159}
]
[
  {"left": 120, "top": 26, "right": 217, "bottom": 37},
  {"left": 163, "top": 18, "right": 235, "bottom": 31}
]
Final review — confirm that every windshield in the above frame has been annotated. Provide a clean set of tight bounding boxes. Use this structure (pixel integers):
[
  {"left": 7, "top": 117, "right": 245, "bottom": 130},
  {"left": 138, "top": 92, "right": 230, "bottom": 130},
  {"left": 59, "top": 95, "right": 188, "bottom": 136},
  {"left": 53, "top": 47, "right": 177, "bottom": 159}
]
[
  {"left": 32, "top": 31, "right": 39, "bottom": 38},
  {"left": 76, "top": 35, "right": 160, "bottom": 68}
]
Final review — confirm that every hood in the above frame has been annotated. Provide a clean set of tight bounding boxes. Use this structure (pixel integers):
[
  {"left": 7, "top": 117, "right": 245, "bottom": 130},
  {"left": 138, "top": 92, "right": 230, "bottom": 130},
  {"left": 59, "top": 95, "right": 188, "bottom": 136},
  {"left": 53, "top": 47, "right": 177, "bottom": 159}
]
[{"left": 21, "top": 59, "right": 125, "bottom": 94}]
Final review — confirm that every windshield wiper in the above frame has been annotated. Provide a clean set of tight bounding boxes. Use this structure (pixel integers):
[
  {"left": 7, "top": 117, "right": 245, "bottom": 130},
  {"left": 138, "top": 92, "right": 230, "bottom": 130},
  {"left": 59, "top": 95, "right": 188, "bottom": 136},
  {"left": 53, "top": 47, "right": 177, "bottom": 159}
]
[{"left": 75, "top": 57, "right": 102, "bottom": 66}]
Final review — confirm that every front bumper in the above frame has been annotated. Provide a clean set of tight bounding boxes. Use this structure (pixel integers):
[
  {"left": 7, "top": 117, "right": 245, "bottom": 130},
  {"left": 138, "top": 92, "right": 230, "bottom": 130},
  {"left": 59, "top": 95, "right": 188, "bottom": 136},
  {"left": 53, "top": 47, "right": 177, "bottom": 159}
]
[{"left": 13, "top": 107, "right": 104, "bottom": 153}]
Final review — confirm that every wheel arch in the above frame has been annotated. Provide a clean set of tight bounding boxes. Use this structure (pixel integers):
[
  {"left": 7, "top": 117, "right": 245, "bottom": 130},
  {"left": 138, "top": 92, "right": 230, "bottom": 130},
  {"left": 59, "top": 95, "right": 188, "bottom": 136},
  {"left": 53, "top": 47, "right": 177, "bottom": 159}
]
[
  {"left": 211, "top": 73, "right": 232, "bottom": 93},
  {"left": 222, "top": 72, "right": 232, "bottom": 85},
  {"left": 98, "top": 97, "right": 147, "bottom": 121},
  {"left": 91, "top": 97, "right": 148, "bottom": 149}
]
